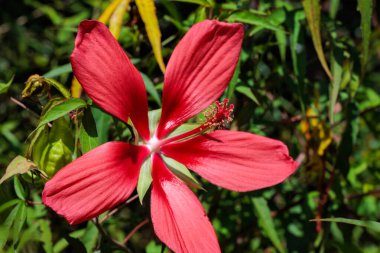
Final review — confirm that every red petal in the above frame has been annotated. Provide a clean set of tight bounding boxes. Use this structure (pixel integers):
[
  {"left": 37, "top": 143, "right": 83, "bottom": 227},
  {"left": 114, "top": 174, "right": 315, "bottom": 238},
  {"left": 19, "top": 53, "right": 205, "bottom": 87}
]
[
  {"left": 71, "top": 20, "right": 150, "bottom": 141},
  {"left": 156, "top": 20, "right": 244, "bottom": 139},
  {"left": 161, "top": 130, "right": 298, "bottom": 192},
  {"left": 151, "top": 154, "right": 220, "bottom": 253},
  {"left": 42, "top": 142, "right": 149, "bottom": 225}
]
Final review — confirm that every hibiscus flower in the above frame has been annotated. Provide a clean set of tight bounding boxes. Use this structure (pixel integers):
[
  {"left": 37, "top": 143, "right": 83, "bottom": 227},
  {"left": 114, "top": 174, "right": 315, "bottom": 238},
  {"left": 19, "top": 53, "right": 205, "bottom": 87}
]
[{"left": 43, "top": 19, "right": 298, "bottom": 252}]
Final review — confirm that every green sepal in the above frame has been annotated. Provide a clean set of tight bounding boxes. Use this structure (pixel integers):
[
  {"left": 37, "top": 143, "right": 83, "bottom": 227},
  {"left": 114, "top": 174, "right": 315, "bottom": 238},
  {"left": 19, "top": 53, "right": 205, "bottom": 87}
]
[
  {"left": 148, "top": 109, "right": 161, "bottom": 137},
  {"left": 162, "top": 155, "right": 203, "bottom": 190},
  {"left": 166, "top": 123, "right": 201, "bottom": 139},
  {"left": 137, "top": 157, "right": 153, "bottom": 204}
]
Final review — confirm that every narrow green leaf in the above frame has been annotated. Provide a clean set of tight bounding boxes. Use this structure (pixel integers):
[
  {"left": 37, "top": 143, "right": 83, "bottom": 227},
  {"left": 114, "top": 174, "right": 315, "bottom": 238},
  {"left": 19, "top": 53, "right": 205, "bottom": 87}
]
[
  {"left": 44, "top": 78, "right": 71, "bottom": 98},
  {"left": 0, "top": 156, "right": 37, "bottom": 184},
  {"left": 303, "top": 0, "right": 333, "bottom": 79},
  {"left": 141, "top": 72, "right": 161, "bottom": 106},
  {"left": 227, "top": 11, "right": 285, "bottom": 33},
  {"left": 12, "top": 203, "right": 27, "bottom": 246},
  {"left": 275, "top": 30, "right": 287, "bottom": 62},
  {"left": 357, "top": 0, "right": 373, "bottom": 76},
  {"left": 227, "top": 59, "right": 241, "bottom": 99},
  {"left": 252, "top": 197, "right": 285, "bottom": 253},
  {"left": 43, "top": 63, "right": 72, "bottom": 78},
  {"left": 162, "top": 155, "right": 203, "bottom": 190},
  {"left": 311, "top": 218, "right": 380, "bottom": 233},
  {"left": 171, "top": 0, "right": 213, "bottom": 7},
  {"left": 39, "top": 220, "right": 53, "bottom": 253},
  {"left": 0, "top": 199, "right": 21, "bottom": 214},
  {"left": 80, "top": 108, "right": 99, "bottom": 154},
  {"left": 37, "top": 98, "right": 87, "bottom": 128},
  {"left": 329, "top": 44, "right": 344, "bottom": 123},
  {"left": 0, "top": 204, "right": 20, "bottom": 248},
  {"left": 290, "top": 10, "right": 306, "bottom": 78},
  {"left": 0, "top": 75, "right": 14, "bottom": 94},
  {"left": 137, "top": 157, "right": 153, "bottom": 204},
  {"left": 235, "top": 86, "right": 260, "bottom": 105},
  {"left": 329, "top": 0, "right": 340, "bottom": 19},
  {"left": 14, "top": 176, "right": 27, "bottom": 200}
]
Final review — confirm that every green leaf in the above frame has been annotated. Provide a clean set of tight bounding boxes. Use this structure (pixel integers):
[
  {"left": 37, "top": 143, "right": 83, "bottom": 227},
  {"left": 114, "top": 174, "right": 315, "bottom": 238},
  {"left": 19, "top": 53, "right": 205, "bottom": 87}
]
[
  {"left": 290, "top": 10, "right": 306, "bottom": 78},
  {"left": 329, "top": 44, "right": 344, "bottom": 123},
  {"left": 39, "top": 220, "right": 53, "bottom": 253},
  {"left": 43, "top": 63, "right": 72, "bottom": 78},
  {"left": 12, "top": 203, "right": 27, "bottom": 246},
  {"left": 44, "top": 78, "right": 71, "bottom": 98},
  {"left": 311, "top": 218, "right": 380, "bottom": 233},
  {"left": 0, "top": 156, "right": 37, "bottom": 184},
  {"left": 162, "top": 155, "right": 202, "bottom": 190},
  {"left": 303, "top": 0, "right": 332, "bottom": 80},
  {"left": 0, "top": 75, "right": 14, "bottom": 94},
  {"left": 227, "top": 11, "right": 285, "bottom": 33},
  {"left": 329, "top": 0, "right": 340, "bottom": 19},
  {"left": 37, "top": 98, "right": 87, "bottom": 129},
  {"left": 252, "top": 197, "right": 285, "bottom": 253},
  {"left": 80, "top": 108, "right": 100, "bottom": 154},
  {"left": 0, "top": 199, "right": 21, "bottom": 214},
  {"left": 235, "top": 86, "right": 260, "bottom": 105},
  {"left": 0, "top": 204, "right": 19, "bottom": 248},
  {"left": 141, "top": 72, "right": 161, "bottom": 106},
  {"left": 92, "top": 107, "right": 112, "bottom": 144},
  {"left": 137, "top": 157, "right": 152, "bottom": 204},
  {"left": 171, "top": 0, "right": 213, "bottom": 7},
  {"left": 14, "top": 176, "right": 27, "bottom": 200},
  {"left": 357, "top": 0, "right": 373, "bottom": 76}
]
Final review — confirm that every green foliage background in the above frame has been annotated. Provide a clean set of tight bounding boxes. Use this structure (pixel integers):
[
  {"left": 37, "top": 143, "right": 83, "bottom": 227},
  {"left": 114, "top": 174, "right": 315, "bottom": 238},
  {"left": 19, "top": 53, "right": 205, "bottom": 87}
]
[{"left": 0, "top": 0, "right": 380, "bottom": 252}]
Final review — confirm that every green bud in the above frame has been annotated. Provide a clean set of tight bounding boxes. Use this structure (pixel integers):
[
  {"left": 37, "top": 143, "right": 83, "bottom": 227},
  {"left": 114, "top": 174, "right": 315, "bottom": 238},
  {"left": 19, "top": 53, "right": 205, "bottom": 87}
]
[
  {"left": 22, "top": 74, "right": 50, "bottom": 98},
  {"left": 40, "top": 139, "right": 72, "bottom": 177}
]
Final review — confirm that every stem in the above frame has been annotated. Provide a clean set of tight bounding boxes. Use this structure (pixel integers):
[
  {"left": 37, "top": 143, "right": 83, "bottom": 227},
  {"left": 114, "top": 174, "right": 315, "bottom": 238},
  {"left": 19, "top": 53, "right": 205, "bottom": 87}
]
[
  {"left": 10, "top": 97, "right": 40, "bottom": 118},
  {"left": 94, "top": 218, "right": 131, "bottom": 253},
  {"left": 123, "top": 218, "right": 149, "bottom": 244},
  {"left": 100, "top": 194, "right": 139, "bottom": 224}
]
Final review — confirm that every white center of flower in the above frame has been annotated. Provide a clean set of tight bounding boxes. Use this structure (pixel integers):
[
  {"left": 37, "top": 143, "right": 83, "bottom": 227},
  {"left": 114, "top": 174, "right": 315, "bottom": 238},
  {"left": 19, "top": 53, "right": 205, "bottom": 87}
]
[{"left": 146, "top": 136, "right": 161, "bottom": 153}]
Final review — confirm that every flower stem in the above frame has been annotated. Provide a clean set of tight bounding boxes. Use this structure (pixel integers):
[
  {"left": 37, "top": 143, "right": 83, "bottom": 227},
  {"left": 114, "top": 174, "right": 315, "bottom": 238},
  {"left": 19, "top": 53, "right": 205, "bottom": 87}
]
[{"left": 123, "top": 218, "right": 149, "bottom": 244}]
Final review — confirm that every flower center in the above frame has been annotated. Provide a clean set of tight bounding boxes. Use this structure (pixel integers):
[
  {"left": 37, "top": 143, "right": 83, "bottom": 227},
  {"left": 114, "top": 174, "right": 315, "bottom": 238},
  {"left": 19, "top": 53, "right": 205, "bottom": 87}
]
[{"left": 146, "top": 136, "right": 161, "bottom": 153}]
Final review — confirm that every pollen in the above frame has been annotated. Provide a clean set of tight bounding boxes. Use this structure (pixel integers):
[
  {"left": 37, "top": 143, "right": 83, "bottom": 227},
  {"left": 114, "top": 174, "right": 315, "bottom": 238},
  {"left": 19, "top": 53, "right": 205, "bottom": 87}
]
[{"left": 203, "top": 98, "right": 234, "bottom": 130}]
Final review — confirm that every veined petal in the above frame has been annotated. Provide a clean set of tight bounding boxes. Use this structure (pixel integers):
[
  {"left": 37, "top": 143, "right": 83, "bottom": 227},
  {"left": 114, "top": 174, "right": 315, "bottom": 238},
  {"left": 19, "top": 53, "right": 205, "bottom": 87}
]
[
  {"left": 42, "top": 142, "right": 149, "bottom": 225},
  {"left": 161, "top": 130, "right": 298, "bottom": 192},
  {"left": 156, "top": 20, "right": 244, "bottom": 139},
  {"left": 71, "top": 20, "right": 150, "bottom": 141},
  {"left": 151, "top": 154, "right": 220, "bottom": 253}
]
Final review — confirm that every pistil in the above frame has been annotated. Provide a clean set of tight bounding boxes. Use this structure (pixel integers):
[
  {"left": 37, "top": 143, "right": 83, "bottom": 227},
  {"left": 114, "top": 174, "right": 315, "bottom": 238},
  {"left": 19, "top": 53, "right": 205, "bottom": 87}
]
[{"left": 157, "top": 99, "right": 234, "bottom": 147}]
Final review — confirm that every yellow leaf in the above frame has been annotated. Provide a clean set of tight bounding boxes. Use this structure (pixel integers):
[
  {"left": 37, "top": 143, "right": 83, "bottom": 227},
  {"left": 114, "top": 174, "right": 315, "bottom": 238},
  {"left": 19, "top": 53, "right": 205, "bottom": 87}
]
[
  {"left": 71, "top": 77, "right": 82, "bottom": 98},
  {"left": 98, "top": 0, "right": 123, "bottom": 24},
  {"left": 303, "top": 0, "right": 332, "bottom": 80},
  {"left": 136, "top": 0, "right": 166, "bottom": 73},
  {"left": 109, "top": 0, "right": 131, "bottom": 39}
]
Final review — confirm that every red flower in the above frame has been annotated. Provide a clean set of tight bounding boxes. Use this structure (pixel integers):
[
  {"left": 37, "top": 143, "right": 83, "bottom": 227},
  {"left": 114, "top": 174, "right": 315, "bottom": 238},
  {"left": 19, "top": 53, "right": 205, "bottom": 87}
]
[{"left": 43, "top": 20, "right": 298, "bottom": 252}]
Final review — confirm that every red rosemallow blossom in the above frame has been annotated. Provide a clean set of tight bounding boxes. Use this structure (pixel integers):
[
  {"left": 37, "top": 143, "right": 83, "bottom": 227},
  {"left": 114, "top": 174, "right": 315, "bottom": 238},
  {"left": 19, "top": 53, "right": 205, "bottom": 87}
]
[{"left": 43, "top": 20, "right": 298, "bottom": 252}]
